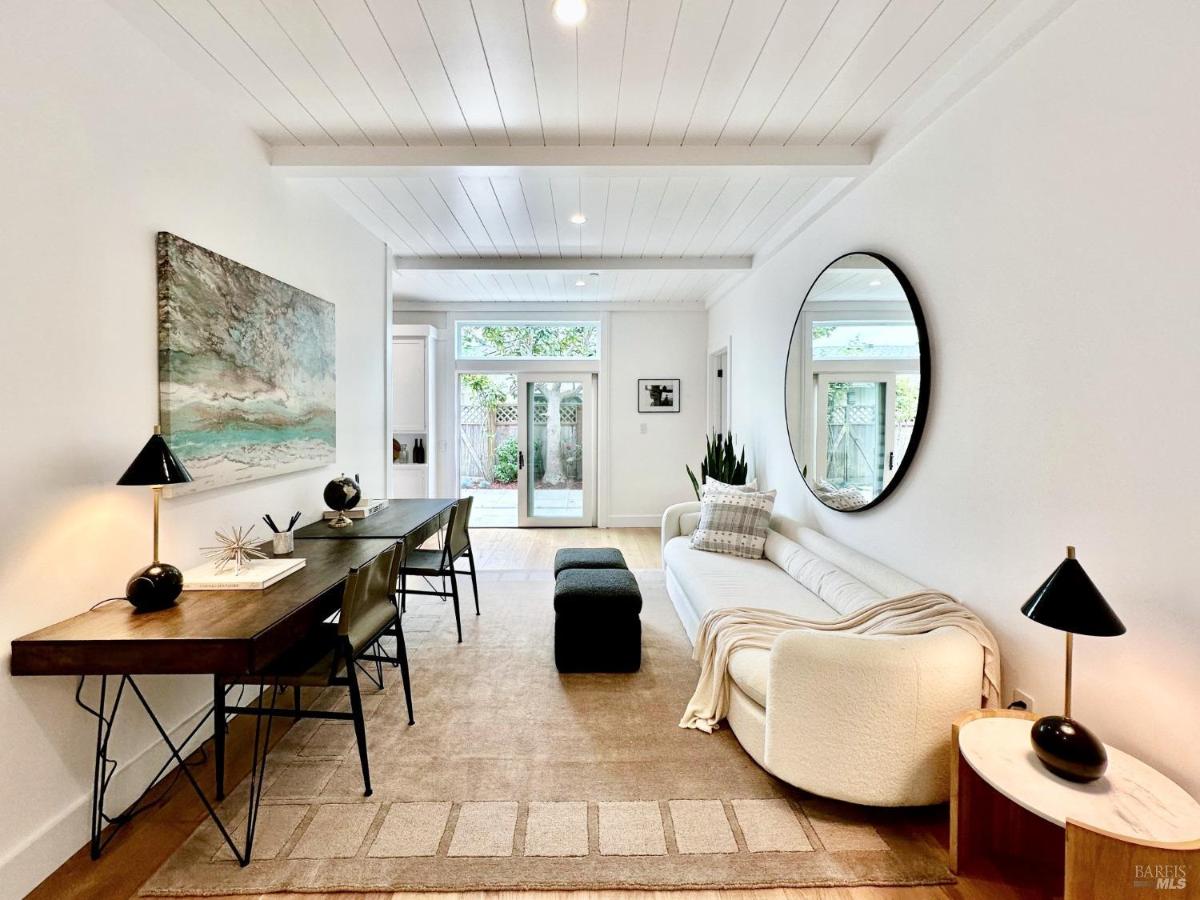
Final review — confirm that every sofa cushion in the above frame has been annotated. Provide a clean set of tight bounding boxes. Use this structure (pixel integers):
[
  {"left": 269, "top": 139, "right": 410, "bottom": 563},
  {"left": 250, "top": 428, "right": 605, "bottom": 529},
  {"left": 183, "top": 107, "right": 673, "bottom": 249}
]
[
  {"left": 663, "top": 537, "right": 837, "bottom": 623},
  {"left": 727, "top": 647, "right": 769, "bottom": 707},
  {"left": 796, "top": 528, "right": 925, "bottom": 598},
  {"left": 690, "top": 487, "right": 776, "bottom": 559},
  {"left": 765, "top": 532, "right": 883, "bottom": 616},
  {"left": 702, "top": 477, "right": 758, "bottom": 493}
]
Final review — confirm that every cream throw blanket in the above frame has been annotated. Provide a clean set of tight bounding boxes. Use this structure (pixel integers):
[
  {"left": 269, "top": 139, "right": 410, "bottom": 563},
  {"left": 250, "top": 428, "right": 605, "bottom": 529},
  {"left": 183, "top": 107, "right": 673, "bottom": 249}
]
[{"left": 680, "top": 591, "right": 1001, "bottom": 733}]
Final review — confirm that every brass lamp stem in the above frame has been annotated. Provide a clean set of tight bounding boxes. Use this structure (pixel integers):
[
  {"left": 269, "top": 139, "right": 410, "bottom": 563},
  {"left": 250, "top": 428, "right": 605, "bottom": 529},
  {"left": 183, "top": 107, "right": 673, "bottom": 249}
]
[
  {"left": 1064, "top": 631, "right": 1073, "bottom": 719},
  {"left": 152, "top": 486, "right": 162, "bottom": 564},
  {"left": 1064, "top": 544, "right": 1076, "bottom": 719}
]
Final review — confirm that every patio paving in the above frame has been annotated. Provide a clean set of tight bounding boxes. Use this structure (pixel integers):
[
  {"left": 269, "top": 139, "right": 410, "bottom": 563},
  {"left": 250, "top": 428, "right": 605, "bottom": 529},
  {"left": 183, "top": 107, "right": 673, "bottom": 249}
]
[{"left": 463, "top": 487, "right": 583, "bottom": 527}]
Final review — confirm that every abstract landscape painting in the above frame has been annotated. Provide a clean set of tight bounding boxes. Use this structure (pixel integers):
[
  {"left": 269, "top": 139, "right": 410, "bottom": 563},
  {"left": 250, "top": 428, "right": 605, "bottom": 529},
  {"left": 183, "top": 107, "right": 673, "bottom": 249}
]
[{"left": 157, "top": 232, "right": 335, "bottom": 494}]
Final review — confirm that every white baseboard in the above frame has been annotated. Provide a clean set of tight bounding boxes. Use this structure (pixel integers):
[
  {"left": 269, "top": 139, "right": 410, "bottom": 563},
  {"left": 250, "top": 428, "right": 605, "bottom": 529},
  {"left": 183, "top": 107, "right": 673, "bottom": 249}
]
[
  {"left": 0, "top": 694, "right": 214, "bottom": 900},
  {"left": 604, "top": 514, "right": 663, "bottom": 528}
]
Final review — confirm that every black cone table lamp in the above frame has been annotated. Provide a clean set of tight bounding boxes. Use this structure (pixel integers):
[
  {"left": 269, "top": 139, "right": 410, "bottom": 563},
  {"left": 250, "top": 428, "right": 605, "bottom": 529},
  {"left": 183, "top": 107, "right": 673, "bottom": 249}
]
[
  {"left": 1020, "top": 545, "right": 1126, "bottom": 782},
  {"left": 117, "top": 425, "right": 193, "bottom": 611}
]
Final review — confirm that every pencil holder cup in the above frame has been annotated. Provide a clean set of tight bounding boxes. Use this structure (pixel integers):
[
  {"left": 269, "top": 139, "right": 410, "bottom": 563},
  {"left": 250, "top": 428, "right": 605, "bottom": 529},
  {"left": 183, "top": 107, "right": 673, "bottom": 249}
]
[{"left": 272, "top": 531, "right": 295, "bottom": 555}]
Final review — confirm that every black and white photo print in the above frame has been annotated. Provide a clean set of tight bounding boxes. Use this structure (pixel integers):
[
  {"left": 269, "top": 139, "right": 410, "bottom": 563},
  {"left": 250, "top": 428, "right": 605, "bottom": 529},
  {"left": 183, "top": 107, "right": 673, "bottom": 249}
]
[{"left": 638, "top": 378, "right": 680, "bottom": 413}]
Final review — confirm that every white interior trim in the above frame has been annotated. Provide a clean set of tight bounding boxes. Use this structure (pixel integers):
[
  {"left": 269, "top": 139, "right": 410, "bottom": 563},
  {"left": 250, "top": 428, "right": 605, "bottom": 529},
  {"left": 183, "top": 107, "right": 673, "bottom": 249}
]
[
  {"left": 271, "top": 144, "right": 873, "bottom": 179},
  {"left": 394, "top": 256, "right": 752, "bottom": 272}
]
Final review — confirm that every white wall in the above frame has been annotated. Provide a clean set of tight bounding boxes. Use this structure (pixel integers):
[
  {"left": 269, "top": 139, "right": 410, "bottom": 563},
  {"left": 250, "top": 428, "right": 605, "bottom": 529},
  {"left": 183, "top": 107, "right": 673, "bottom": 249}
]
[
  {"left": 0, "top": 3, "right": 386, "bottom": 895},
  {"left": 394, "top": 307, "right": 707, "bottom": 526},
  {"left": 607, "top": 311, "right": 709, "bottom": 526},
  {"left": 709, "top": 0, "right": 1200, "bottom": 796}
]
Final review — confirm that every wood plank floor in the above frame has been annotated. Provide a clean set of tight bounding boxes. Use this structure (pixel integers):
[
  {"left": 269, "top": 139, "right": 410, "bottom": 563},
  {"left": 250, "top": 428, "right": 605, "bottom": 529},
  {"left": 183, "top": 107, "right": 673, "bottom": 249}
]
[{"left": 30, "top": 527, "right": 1036, "bottom": 900}]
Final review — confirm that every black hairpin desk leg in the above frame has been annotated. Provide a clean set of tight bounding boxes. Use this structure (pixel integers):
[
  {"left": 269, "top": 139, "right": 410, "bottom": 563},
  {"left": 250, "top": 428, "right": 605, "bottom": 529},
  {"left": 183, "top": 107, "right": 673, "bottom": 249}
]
[{"left": 77, "top": 675, "right": 277, "bottom": 866}]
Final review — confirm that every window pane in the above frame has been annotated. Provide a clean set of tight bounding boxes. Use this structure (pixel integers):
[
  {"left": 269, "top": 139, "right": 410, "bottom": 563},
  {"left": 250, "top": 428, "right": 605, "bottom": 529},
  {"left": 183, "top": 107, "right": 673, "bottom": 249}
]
[
  {"left": 811, "top": 322, "right": 919, "bottom": 360},
  {"left": 893, "top": 373, "right": 920, "bottom": 469},
  {"left": 457, "top": 323, "right": 599, "bottom": 360}
]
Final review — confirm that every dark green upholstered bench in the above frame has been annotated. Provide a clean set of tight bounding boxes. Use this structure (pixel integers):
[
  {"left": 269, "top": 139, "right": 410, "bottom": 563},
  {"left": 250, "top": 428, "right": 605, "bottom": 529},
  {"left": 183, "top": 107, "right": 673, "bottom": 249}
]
[{"left": 553, "top": 555, "right": 642, "bottom": 673}]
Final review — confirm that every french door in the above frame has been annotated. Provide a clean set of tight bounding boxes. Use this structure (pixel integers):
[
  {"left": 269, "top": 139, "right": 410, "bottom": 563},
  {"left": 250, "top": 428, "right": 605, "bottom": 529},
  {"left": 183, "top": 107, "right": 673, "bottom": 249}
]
[
  {"left": 516, "top": 374, "right": 595, "bottom": 527},
  {"left": 814, "top": 373, "right": 896, "bottom": 497}
]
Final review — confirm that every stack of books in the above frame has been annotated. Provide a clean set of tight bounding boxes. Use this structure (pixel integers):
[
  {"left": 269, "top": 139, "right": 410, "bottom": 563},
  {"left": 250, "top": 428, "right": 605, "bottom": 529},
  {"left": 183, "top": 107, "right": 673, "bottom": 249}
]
[
  {"left": 323, "top": 498, "right": 388, "bottom": 520},
  {"left": 182, "top": 557, "right": 306, "bottom": 591}
]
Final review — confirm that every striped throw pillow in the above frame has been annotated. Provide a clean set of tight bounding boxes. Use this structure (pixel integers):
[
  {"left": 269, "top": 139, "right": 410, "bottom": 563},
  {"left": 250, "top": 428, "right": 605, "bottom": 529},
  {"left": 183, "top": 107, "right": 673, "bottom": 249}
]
[{"left": 690, "top": 486, "right": 777, "bottom": 559}]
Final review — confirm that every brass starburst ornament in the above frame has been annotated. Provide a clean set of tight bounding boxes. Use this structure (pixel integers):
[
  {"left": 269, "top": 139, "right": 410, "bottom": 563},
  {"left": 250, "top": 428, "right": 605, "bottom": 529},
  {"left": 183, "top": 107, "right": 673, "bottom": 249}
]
[{"left": 202, "top": 524, "right": 268, "bottom": 575}]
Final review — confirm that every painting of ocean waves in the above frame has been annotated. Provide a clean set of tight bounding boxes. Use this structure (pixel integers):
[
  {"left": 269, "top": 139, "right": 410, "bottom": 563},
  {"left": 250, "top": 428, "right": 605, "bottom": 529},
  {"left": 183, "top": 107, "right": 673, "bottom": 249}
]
[{"left": 157, "top": 233, "right": 335, "bottom": 494}]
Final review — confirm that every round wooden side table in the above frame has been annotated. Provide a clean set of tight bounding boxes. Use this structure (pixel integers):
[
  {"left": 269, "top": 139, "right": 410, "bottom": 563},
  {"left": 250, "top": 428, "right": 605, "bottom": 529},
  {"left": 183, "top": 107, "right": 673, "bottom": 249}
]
[{"left": 951, "top": 710, "right": 1200, "bottom": 899}]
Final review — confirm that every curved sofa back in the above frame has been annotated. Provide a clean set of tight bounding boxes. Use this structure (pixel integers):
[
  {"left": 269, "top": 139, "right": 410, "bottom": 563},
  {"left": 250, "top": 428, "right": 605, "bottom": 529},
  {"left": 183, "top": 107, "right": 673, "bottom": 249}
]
[
  {"left": 792, "top": 528, "right": 925, "bottom": 598},
  {"left": 663, "top": 501, "right": 925, "bottom": 604}
]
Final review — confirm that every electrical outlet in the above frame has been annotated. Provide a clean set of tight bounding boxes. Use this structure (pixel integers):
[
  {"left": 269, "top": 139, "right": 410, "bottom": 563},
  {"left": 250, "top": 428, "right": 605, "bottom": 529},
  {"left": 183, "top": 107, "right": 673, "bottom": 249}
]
[{"left": 1012, "top": 688, "right": 1035, "bottom": 712}]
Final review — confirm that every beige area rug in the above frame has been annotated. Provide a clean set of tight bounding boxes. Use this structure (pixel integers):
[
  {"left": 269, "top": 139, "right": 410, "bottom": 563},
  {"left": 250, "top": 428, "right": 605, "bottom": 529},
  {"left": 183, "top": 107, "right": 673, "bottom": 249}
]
[{"left": 140, "top": 570, "right": 952, "bottom": 895}]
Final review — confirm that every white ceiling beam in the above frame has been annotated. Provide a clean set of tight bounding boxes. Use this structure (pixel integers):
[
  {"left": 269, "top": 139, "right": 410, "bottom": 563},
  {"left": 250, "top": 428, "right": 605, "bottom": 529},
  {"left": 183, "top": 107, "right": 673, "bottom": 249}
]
[
  {"left": 272, "top": 145, "right": 871, "bottom": 178},
  {"left": 393, "top": 256, "right": 752, "bottom": 272}
]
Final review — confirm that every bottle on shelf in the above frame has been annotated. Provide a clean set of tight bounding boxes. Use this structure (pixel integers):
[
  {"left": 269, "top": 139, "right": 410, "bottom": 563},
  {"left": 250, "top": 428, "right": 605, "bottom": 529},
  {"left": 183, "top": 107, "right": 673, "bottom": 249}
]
[{"left": 414, "top": 438, "right": 425, "bottom": 464}]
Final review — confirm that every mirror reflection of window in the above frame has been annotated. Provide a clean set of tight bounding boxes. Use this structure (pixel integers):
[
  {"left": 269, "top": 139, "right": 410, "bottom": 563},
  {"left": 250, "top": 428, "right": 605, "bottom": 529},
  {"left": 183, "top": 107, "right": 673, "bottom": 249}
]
[{"left": 785, "top": 253, "right": 928, "bottom": 512}]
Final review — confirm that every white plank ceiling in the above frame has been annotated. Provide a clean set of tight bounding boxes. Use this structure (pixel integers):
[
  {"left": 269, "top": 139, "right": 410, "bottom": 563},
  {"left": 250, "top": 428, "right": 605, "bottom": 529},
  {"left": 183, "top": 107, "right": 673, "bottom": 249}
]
[{"left": 111, "top": 0, "right": 1031, "bottom": 304}]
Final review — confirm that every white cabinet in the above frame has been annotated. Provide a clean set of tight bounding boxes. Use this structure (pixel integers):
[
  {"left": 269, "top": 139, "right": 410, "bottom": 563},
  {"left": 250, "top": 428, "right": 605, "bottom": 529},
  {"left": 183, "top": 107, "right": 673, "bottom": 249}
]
[
  {"left": 391, "top": 464, "right": 428, "bottom": 499},
  {"left": 392, "top": 337, "right": 427, "bottom": 432}
]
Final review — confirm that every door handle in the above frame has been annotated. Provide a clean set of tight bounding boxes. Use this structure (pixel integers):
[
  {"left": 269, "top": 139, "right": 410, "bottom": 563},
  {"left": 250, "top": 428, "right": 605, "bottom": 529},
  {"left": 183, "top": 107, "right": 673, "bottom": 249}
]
[
  {"left": 888, "top": 451, "right": 895, "bottom": 470},
  {"left": 518, "top": 450, "right": 525, "bottom": 470}
]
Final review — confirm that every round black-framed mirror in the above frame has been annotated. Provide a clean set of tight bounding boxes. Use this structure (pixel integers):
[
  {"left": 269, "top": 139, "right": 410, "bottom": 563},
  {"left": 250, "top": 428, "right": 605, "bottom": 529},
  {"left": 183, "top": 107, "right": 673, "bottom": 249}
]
[{"left": 784, "top": 252, "right": 930, "bottom": 513}]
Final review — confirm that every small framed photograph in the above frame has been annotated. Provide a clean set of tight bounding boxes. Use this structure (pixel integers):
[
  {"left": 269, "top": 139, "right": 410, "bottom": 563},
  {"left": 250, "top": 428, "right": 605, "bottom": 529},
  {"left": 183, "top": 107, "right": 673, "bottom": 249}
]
[{"left": 638, "top": 378, "right": 680, "bottom": 413}]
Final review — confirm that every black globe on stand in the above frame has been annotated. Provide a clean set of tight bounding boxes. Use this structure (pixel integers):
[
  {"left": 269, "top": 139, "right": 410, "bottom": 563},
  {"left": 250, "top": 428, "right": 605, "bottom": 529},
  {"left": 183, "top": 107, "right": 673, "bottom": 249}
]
[
  {"left": 323, "top": 474, "right": 361, "bottom": 528},
  {"left": 1020, "top": 545, "right": 1126, "bottom": 783},
  {"left": 117, "top": 427, "right": 193, "bottom": 612}
]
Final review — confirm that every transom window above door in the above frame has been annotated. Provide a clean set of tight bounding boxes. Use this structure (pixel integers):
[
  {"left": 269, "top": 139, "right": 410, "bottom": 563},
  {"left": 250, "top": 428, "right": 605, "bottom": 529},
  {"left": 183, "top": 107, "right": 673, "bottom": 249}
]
[{"left": 456, "top": 322, "right": 600, "bottom": 361}]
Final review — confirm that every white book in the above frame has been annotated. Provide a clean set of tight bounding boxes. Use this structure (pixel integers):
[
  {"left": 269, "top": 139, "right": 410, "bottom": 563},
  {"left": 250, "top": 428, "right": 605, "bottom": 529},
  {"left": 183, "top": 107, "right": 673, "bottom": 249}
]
[
  {"left": 323, "top": 498, "right": 388, "bottom": 520},
  {"left": 182, "top": 557, "right": 306, "bottom": 591}
]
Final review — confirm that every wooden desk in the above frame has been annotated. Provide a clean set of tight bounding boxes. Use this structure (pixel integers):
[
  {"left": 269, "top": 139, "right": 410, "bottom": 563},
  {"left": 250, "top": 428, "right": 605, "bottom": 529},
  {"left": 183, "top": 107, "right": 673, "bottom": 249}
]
[
  {"left": 10, "top": 537, "right": 401, "bottom": 867},
  {"left": 294, "top": 497, "right": 455, "bottom": 543},
  {"left": 11, "top": 538, "right": 397, "bottom": 676}
]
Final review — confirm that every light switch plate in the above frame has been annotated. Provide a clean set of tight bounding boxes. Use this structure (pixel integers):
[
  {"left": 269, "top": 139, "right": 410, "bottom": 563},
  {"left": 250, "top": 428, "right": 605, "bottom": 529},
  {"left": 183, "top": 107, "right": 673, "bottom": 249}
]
[{"left": 640, "top": 423, "right": 648, "bottom": 434}]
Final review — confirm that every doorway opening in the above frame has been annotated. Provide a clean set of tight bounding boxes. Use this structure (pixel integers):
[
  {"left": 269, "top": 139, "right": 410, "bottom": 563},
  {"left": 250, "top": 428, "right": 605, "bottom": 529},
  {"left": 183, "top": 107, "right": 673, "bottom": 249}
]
[
  {"left": 457, "top": 372, "right": 595, "bottom": 527},
  {"left": 458, "top": 372, "right": 519, "bottom": 527},
  {"left": 709, "top": 345, "right": 730, "bottom": 435}
]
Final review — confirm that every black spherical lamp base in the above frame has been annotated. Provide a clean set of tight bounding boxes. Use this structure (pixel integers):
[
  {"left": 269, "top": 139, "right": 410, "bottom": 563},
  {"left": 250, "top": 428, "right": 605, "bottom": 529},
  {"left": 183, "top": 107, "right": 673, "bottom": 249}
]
[
  {"left": 125, "top": 562, "right": 184, "bottom": 612},
  {"left": 1030, "top": 715, "right": 1108, "bottom": 783}
]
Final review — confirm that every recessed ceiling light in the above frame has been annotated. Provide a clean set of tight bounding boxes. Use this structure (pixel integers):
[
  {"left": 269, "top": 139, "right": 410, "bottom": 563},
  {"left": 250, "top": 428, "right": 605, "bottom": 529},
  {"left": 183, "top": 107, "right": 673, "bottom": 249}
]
[
  {"left": 869, "top": 279, "right": 882, "bottom": 287},
  {"left": 570, "top": 212, "right": 587, "bottom": 225},
  {"left": 575, "top": 279, "right": 587, "bottom": 287},
  {"left": 553, "top": 0, "right": 587, "bottom": 27}
]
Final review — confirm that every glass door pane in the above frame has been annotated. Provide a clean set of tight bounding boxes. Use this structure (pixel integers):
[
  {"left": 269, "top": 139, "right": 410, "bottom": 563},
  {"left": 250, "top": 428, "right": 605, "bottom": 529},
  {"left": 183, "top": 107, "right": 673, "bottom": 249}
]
[
  {"left": 817, "top": 377, "right": 891, "bottom": 500},
  {"left": 457, "top": 373, "right": 518, "bottom": 527},
  {"left": 517, "top": 376, "right": 593, "bottom": 526}
]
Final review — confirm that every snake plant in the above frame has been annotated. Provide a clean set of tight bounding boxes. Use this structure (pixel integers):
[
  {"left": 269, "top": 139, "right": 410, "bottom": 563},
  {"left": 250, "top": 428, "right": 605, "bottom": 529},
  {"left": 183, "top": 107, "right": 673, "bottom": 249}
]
[{"left": 686, "top": 431, "right": 748, "bottom": 500}]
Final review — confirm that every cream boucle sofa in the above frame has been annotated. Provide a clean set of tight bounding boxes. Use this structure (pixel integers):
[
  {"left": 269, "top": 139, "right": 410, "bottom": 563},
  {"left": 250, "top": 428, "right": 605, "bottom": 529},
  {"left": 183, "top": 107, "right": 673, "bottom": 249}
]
[{"left": 662, "top": 501, "right": 984, "bottom": 807}]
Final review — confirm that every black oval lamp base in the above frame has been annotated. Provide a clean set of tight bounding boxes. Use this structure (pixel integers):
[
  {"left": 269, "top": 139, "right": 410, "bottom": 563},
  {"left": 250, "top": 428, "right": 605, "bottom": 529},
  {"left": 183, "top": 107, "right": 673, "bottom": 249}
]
[
  {"left": 1030, "top": 715, "right": 1108, "bottom": 783},
  {"left": 125, "top": 563, "right": 184, "bottom": 612}
]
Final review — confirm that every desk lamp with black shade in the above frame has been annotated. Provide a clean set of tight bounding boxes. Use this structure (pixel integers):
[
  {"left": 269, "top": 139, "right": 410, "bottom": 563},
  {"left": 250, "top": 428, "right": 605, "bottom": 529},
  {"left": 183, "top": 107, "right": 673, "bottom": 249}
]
[
  {"left": 117, "top": 426, "right": 193, "bottom": 611},
  {"left": 1021, "top": 545, "right": 1126, "bottom": 782}
]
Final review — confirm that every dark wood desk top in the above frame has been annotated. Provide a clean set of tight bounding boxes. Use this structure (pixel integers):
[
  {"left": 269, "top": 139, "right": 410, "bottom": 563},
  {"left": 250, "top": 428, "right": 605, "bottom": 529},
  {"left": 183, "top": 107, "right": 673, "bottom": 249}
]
[
  {"left": 10, "top": 538, "right": 397, "bottom": 677},
  {"left": 294, "top": 498, "right": 455, "bottom": 540}
]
